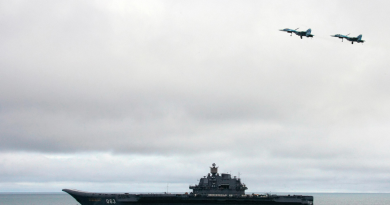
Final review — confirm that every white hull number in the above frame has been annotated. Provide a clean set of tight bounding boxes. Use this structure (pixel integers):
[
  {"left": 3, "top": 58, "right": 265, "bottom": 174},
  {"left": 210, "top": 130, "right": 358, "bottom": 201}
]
[{"left": 106, "top": 199, "right": 116, "bottom": 204}]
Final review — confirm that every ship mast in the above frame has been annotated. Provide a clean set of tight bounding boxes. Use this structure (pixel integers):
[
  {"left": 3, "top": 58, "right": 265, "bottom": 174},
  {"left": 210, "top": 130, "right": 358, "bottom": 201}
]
[{"left": 210, "top": 163, "right": 218, "bottom": 176}]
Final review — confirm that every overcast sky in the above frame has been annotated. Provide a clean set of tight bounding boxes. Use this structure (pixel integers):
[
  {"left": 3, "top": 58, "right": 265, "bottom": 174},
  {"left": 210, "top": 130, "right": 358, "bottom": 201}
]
[{"left": 1, "top": 0, "right": 390, "bottom": 193}]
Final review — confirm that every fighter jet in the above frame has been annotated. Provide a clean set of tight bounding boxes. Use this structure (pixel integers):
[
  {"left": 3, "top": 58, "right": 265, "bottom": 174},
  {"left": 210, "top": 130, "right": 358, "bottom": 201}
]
[
  {"left": 280, "top": 28, "right": 314, "bottom": 39},
  {"left": 331, "top": 34, "right": 365, "bottom": 44}
]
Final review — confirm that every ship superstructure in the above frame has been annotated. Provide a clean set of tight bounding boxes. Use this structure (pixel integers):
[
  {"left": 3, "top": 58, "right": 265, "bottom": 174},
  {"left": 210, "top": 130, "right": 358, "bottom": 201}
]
[{"left": 189, "top": 163, "right": 247, "bottom": 195}]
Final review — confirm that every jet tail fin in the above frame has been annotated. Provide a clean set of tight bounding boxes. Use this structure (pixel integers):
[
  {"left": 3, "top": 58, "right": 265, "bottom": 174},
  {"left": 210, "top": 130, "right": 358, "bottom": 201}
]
[
  {"left": 357, "top": 34, "right": 362, "bottom": 41},
  {"left": 306, "top": 29, "right": 311, "bottom": 37}
]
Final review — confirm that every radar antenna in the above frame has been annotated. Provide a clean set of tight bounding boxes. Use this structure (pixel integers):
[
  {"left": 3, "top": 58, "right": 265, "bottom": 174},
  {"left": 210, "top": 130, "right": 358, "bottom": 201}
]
[{"left": 210, "top": 163, "right": 218, "bottom": 175}]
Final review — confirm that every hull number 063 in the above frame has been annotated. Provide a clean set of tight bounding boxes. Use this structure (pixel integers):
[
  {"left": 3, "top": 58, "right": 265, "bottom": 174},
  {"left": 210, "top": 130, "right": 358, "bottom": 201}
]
[{"left": 106, "top": 199, "right": 116, "bottom": 204}]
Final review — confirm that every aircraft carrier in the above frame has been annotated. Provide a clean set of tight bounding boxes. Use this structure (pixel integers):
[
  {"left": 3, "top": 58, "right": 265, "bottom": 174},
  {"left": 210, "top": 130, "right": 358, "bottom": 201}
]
[{"left": 63, "top": 163, "right": 313, "bottom": 205}]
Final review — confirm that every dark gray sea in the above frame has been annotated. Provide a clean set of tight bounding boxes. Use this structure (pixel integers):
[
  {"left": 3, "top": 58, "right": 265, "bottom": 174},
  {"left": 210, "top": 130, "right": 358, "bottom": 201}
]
[{"left": 0, "top": 193, "right": 390, "bottom": 205}]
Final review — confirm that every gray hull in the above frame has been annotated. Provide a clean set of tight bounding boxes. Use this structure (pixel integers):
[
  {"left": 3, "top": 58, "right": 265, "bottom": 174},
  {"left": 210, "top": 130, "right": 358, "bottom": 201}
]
[{"left": 63, "top": 189, "right": 313, "bottom": 205}]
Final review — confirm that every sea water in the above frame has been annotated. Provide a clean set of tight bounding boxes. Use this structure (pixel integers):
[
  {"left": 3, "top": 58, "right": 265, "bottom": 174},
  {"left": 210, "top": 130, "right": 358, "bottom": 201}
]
[
  {"left": 1, "top": 192, "right": 390, "bottom": 205},
  {"left": 0, "top": 193, "right": 76, "bottom": 205},
  {"left": 311, "top": 193, "right": 390, "bottom": 205}
]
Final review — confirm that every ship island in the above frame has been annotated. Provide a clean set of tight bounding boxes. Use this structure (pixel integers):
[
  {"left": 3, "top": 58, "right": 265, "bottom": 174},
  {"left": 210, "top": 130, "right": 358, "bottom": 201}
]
[{"left": 63, "top": 163, "right": 314, "bottom": 205}]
